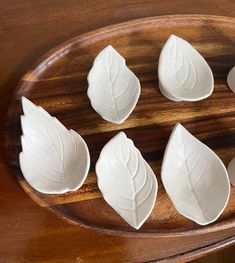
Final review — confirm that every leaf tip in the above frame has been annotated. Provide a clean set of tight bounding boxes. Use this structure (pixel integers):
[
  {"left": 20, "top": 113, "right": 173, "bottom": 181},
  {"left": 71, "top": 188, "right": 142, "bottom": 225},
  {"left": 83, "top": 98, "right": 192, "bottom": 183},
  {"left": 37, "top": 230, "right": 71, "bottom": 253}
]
[
  {"left": 102, "top": 44, "right": 117, "bottom": 55},
  {"left": 21, "top": 96, "right": 30, "bottom": 108},
  {"left": 165, "top": 34, "right": 180, "bottom": 45},
  {"left": 168, "top": 34, "right": 185, "bottom": 43},
  {"left": 117, "top": 131, "right": 127, "bottom": 138},
  {"left": 133, "top": 221, "right": 144, "bottom": 230},
  {"left": 172, "top": 122, "right": 184, "bottom": 134},
  {"left": 106, "top": 44, "right": 115, "bottom": 50},
  {"left": 21, "top": 96, "right": 37, "bottom": 115},
  {"left": 168, "top": 34, "right": 177, "bottom": 40}
]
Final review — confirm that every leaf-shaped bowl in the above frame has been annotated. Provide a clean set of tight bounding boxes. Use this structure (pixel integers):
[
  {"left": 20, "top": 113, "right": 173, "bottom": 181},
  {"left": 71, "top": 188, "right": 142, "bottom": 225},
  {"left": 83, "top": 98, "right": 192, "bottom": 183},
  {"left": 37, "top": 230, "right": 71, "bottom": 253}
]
[
  {"left": 158, "top": 35, "right": 214, "bottom": 102},
  {"left": 20, "top": 97, "right": 90, "bottom": 194},
  {"left": 96, "top": 132, "right": 158, "bottom": 229},
  {"left": 161, "top": 123, "right": 230, "bottom": 225},
  {"left": 87, "top": 45, "right": 141, "bottom": 124},
  {"left": 227, "top": 66, "right": 235, "bottom": 93}
]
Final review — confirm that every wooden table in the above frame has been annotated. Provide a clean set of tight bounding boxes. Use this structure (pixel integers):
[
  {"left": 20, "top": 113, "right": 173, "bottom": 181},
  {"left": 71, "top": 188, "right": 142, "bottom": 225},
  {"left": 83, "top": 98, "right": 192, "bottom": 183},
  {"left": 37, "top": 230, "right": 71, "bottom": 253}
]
[{"left": 1, "top": 1, "right": 235, "bottom": 262}]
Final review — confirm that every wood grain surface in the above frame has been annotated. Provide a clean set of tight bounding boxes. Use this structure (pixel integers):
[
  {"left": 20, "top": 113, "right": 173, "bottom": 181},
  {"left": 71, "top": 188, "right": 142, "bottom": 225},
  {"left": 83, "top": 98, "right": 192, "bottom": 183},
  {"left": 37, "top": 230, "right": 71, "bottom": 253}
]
[
  {"left": 1, "top": 1, "right": 235, "bottom": 262},
  {"left": 5, "top": 15, "right": 235, "bottom": 238}
]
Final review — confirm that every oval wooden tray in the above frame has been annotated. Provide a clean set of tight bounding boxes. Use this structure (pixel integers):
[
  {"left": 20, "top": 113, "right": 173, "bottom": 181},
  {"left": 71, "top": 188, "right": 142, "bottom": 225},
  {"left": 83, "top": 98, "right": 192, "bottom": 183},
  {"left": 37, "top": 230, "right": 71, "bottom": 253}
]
[{"left": 5, "top": 15, "right": 235, "bottom": 237}]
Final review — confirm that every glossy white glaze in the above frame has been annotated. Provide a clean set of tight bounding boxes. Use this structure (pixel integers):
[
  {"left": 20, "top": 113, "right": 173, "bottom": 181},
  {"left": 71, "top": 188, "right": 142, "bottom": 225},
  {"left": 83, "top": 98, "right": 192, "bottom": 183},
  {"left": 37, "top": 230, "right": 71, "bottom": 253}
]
[
  {"left": 20, "top": 97, "right": 90, "bottom": 194},
  {"left": 96, "top": 132, "right": 158, "bottom": 229},
  {"left": 161, "top": 123, "right": 230, "bottom": 225},
  {"left": 158, "top": 35, "right": 214, "bottom": 101},
  {"left": 87, "top": 45, "right": 141, "bottom": 124}
]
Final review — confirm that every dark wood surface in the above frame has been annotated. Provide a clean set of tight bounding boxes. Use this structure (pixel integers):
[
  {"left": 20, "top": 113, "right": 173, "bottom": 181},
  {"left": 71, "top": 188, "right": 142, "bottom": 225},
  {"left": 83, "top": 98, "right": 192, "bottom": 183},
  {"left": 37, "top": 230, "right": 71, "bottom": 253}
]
[{"left": 1, "top": 1, "right": 235, "bottom": 262}]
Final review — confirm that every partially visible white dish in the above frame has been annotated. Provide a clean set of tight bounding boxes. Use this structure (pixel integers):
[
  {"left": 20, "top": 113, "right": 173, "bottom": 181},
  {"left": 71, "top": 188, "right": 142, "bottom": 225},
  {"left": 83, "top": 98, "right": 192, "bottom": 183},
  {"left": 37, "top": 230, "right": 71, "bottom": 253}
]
[
  {"left": 158, "top": 35, "right": 214, "bottom": 102},
  {"left": 87, "top": 45, "right": 141, "bottom": 124},
  {"left": 227, "top": 157, "right": 235, "bottom": 187},
  {"left": 161, "top": 123, "right": 230, "bottom": 225},
  {"left": 20, "top": 97, "right": 90, "bottom": 194},
  {"left": 227, "top": 66, "right": 235, "bottom": 93},
  {"left": 96, "top": 132, "right": 158, "bottom": 229}
]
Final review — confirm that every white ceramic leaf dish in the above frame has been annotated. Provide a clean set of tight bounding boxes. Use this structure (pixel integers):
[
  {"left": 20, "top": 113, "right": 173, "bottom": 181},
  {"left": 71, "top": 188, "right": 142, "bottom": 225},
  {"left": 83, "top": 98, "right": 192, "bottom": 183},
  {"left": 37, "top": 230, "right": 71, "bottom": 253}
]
[
  {"left": 96, "top": 132, "right": 158, "bottom": 229},
  {"left": 161, "top": 123, "right": 230, "bottom": 225},
  {"left": 158, "top": 35, "right": 214, "bottom": 102},
  {"left": 227, "top": 157, "right": 235, "bottom": 187},
  {"left": 20, "top": 97, "right": 90, "bottom": 194},
  {"left": 87, "top": 45, "right": 141, "bottom": 124},
  {"left": 227, "top": 66, "right": 235, "bottom": 93}
]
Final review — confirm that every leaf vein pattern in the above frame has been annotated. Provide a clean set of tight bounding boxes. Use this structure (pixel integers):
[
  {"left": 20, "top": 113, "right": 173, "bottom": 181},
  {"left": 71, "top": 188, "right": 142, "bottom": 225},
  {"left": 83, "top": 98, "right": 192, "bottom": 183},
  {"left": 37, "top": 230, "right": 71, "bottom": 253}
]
[{"left": 182, "top": 135, "right": 207, "bottom": 219}]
